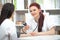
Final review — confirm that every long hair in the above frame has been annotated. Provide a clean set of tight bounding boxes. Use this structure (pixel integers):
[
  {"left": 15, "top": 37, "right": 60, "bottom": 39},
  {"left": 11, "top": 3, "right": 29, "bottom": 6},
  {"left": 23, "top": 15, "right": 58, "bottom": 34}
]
[
  {"left": 38, "top": 12, "right": 44, "bottom": 32},
  {"left": 0, "top": 3, "right": 14, "bottom": 25},
  {"left": 29, "top": 3, "right": 44, "bottom": 32}
]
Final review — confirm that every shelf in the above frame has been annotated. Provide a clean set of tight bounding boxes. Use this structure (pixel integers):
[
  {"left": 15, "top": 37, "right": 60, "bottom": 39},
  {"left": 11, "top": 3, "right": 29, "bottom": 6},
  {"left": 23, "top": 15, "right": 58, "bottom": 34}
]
[
  {"left": 42, "top": 8, "right": 60, "bottom": 10},
  {"left": 45, "top": 9, "right": 60, "bottom": 15},
  {"left": 16, "top": 9, "right": 28, "bottom": 14},
  {"left": 16, "top": 9, "right": 28, "bottom": 11}
]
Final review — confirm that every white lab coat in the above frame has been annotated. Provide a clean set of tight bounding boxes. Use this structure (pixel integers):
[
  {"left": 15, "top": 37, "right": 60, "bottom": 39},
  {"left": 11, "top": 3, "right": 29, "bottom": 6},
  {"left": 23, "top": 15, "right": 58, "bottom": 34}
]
[
  {"left": 25, "top": 13, "right": 55, "bottom": 33},
  {"left": 0, "top": 19, "right": 17, "bottom": 40}
]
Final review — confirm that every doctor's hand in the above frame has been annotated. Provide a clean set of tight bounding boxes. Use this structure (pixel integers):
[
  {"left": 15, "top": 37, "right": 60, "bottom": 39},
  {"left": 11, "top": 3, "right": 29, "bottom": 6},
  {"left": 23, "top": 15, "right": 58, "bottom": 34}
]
[
  {"left": 30, "top": 32, "right": 38, "bottom": 36},
  {"left": 24, "top": 25, "right": 29, "bottom": 30}
]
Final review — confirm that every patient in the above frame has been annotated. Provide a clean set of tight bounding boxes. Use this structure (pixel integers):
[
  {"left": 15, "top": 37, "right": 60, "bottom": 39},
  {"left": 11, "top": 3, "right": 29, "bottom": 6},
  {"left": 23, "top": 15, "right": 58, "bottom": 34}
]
[{"left": 0, "top": 3, "right": 17, "bottom": 40}]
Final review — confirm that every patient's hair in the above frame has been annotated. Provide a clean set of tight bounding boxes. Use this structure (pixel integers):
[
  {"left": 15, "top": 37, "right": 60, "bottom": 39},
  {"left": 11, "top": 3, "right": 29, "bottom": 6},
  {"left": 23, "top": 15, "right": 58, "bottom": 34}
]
[{"left": 0, "top": 3, "right": 14, "bottom": 25}]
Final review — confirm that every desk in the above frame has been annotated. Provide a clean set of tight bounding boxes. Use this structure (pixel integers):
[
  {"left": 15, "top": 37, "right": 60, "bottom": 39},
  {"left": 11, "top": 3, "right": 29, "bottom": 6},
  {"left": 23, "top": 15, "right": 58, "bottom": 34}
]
[
  {"left": 55, "top": 26, "right": 60, "bottom": 34},
  {"left": 18, "top": 35, "right": 60, "bottom": 40}
]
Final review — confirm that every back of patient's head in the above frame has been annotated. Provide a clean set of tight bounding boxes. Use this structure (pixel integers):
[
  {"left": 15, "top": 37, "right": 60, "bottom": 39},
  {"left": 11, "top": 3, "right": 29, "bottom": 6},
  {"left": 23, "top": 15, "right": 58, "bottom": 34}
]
[{"left": 0, "top": 3, "right": 14, "bottom": 25}]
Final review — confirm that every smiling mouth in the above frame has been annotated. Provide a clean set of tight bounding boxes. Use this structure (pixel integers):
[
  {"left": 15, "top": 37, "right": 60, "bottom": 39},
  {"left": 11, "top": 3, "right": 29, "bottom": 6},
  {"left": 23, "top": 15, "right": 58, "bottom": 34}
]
[
  {"left": 32, "top": 13, "right": 36, "bottom": 16},
  {"left": 32, "top": 14, "right": 35, "bottom": 16}
]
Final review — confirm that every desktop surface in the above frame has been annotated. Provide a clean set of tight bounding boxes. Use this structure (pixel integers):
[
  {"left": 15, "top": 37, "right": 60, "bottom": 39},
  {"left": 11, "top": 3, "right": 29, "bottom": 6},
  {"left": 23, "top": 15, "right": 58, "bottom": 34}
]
[{"left": 18, "top": 35, "right": 60, "bottom": 40}]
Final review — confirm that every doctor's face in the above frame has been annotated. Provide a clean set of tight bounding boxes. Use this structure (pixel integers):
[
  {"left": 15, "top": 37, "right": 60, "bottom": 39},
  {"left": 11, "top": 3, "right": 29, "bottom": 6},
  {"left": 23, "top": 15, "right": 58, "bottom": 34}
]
[{"left": 29, "top": 6, "right": 41, "bottom": 18}]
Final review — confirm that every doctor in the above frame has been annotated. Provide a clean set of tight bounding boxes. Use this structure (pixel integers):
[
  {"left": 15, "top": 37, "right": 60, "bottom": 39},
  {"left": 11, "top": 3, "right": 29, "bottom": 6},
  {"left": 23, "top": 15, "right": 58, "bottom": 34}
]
[
  {"left": 0, "top": 3, "right": 17, "bottom": 40},
  {"left": 24, "top": 2, "right": 55, "bottom": 36}
]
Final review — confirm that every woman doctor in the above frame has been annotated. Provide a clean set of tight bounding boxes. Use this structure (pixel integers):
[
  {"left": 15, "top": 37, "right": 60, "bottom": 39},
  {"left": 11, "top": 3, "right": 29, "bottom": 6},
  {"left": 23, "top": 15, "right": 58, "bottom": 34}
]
[
  {"left": 24, "top": 2, "right": 55, "bottom": 36},
  {"left": 0, "top": 3, "right": 17, "bottom": 40}
]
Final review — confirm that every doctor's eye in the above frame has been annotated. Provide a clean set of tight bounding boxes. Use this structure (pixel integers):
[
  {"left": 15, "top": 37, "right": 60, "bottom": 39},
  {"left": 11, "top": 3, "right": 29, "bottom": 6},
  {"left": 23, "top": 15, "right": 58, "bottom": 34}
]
[
  {"left": 30, "top": 10, "right": 32, "bottom": 12},
  {"left": 33, "top": 9, "right": 36, "bottom": 11}
]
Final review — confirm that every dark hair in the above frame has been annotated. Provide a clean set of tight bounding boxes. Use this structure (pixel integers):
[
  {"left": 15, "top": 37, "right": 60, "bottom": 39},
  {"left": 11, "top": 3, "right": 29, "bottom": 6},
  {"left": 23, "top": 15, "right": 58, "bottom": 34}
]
[
  {"left": 29, "top": 2, "right": 41, "bottom": 9},
  {"left": 0, "top": 3, "right": 14, "bottom": 25},
  {"left": 29, "top": 3, "right": 44, "bottom": 32},
  {"left": 38, "top": 13, "right": 44, "bottom": 32}
]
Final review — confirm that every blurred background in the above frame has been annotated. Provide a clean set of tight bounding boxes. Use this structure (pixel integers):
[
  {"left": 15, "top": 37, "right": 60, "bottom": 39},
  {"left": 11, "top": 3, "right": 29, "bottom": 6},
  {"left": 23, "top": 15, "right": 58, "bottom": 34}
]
[{"left": 0, "top": 0, "right": 60, "bottom": 35}]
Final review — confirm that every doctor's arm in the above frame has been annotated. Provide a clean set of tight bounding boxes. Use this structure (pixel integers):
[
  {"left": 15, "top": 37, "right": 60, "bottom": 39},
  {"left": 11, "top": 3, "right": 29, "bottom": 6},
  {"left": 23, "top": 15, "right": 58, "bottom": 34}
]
[{"left": 30, "top": 27, "right": 55, "bottom": 36}]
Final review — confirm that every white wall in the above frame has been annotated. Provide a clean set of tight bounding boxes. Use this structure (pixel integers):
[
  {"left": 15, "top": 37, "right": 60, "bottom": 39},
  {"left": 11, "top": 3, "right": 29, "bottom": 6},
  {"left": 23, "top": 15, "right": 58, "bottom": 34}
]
[{"left": 16, "top": 0, "right": 24, "bottom": 10}]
